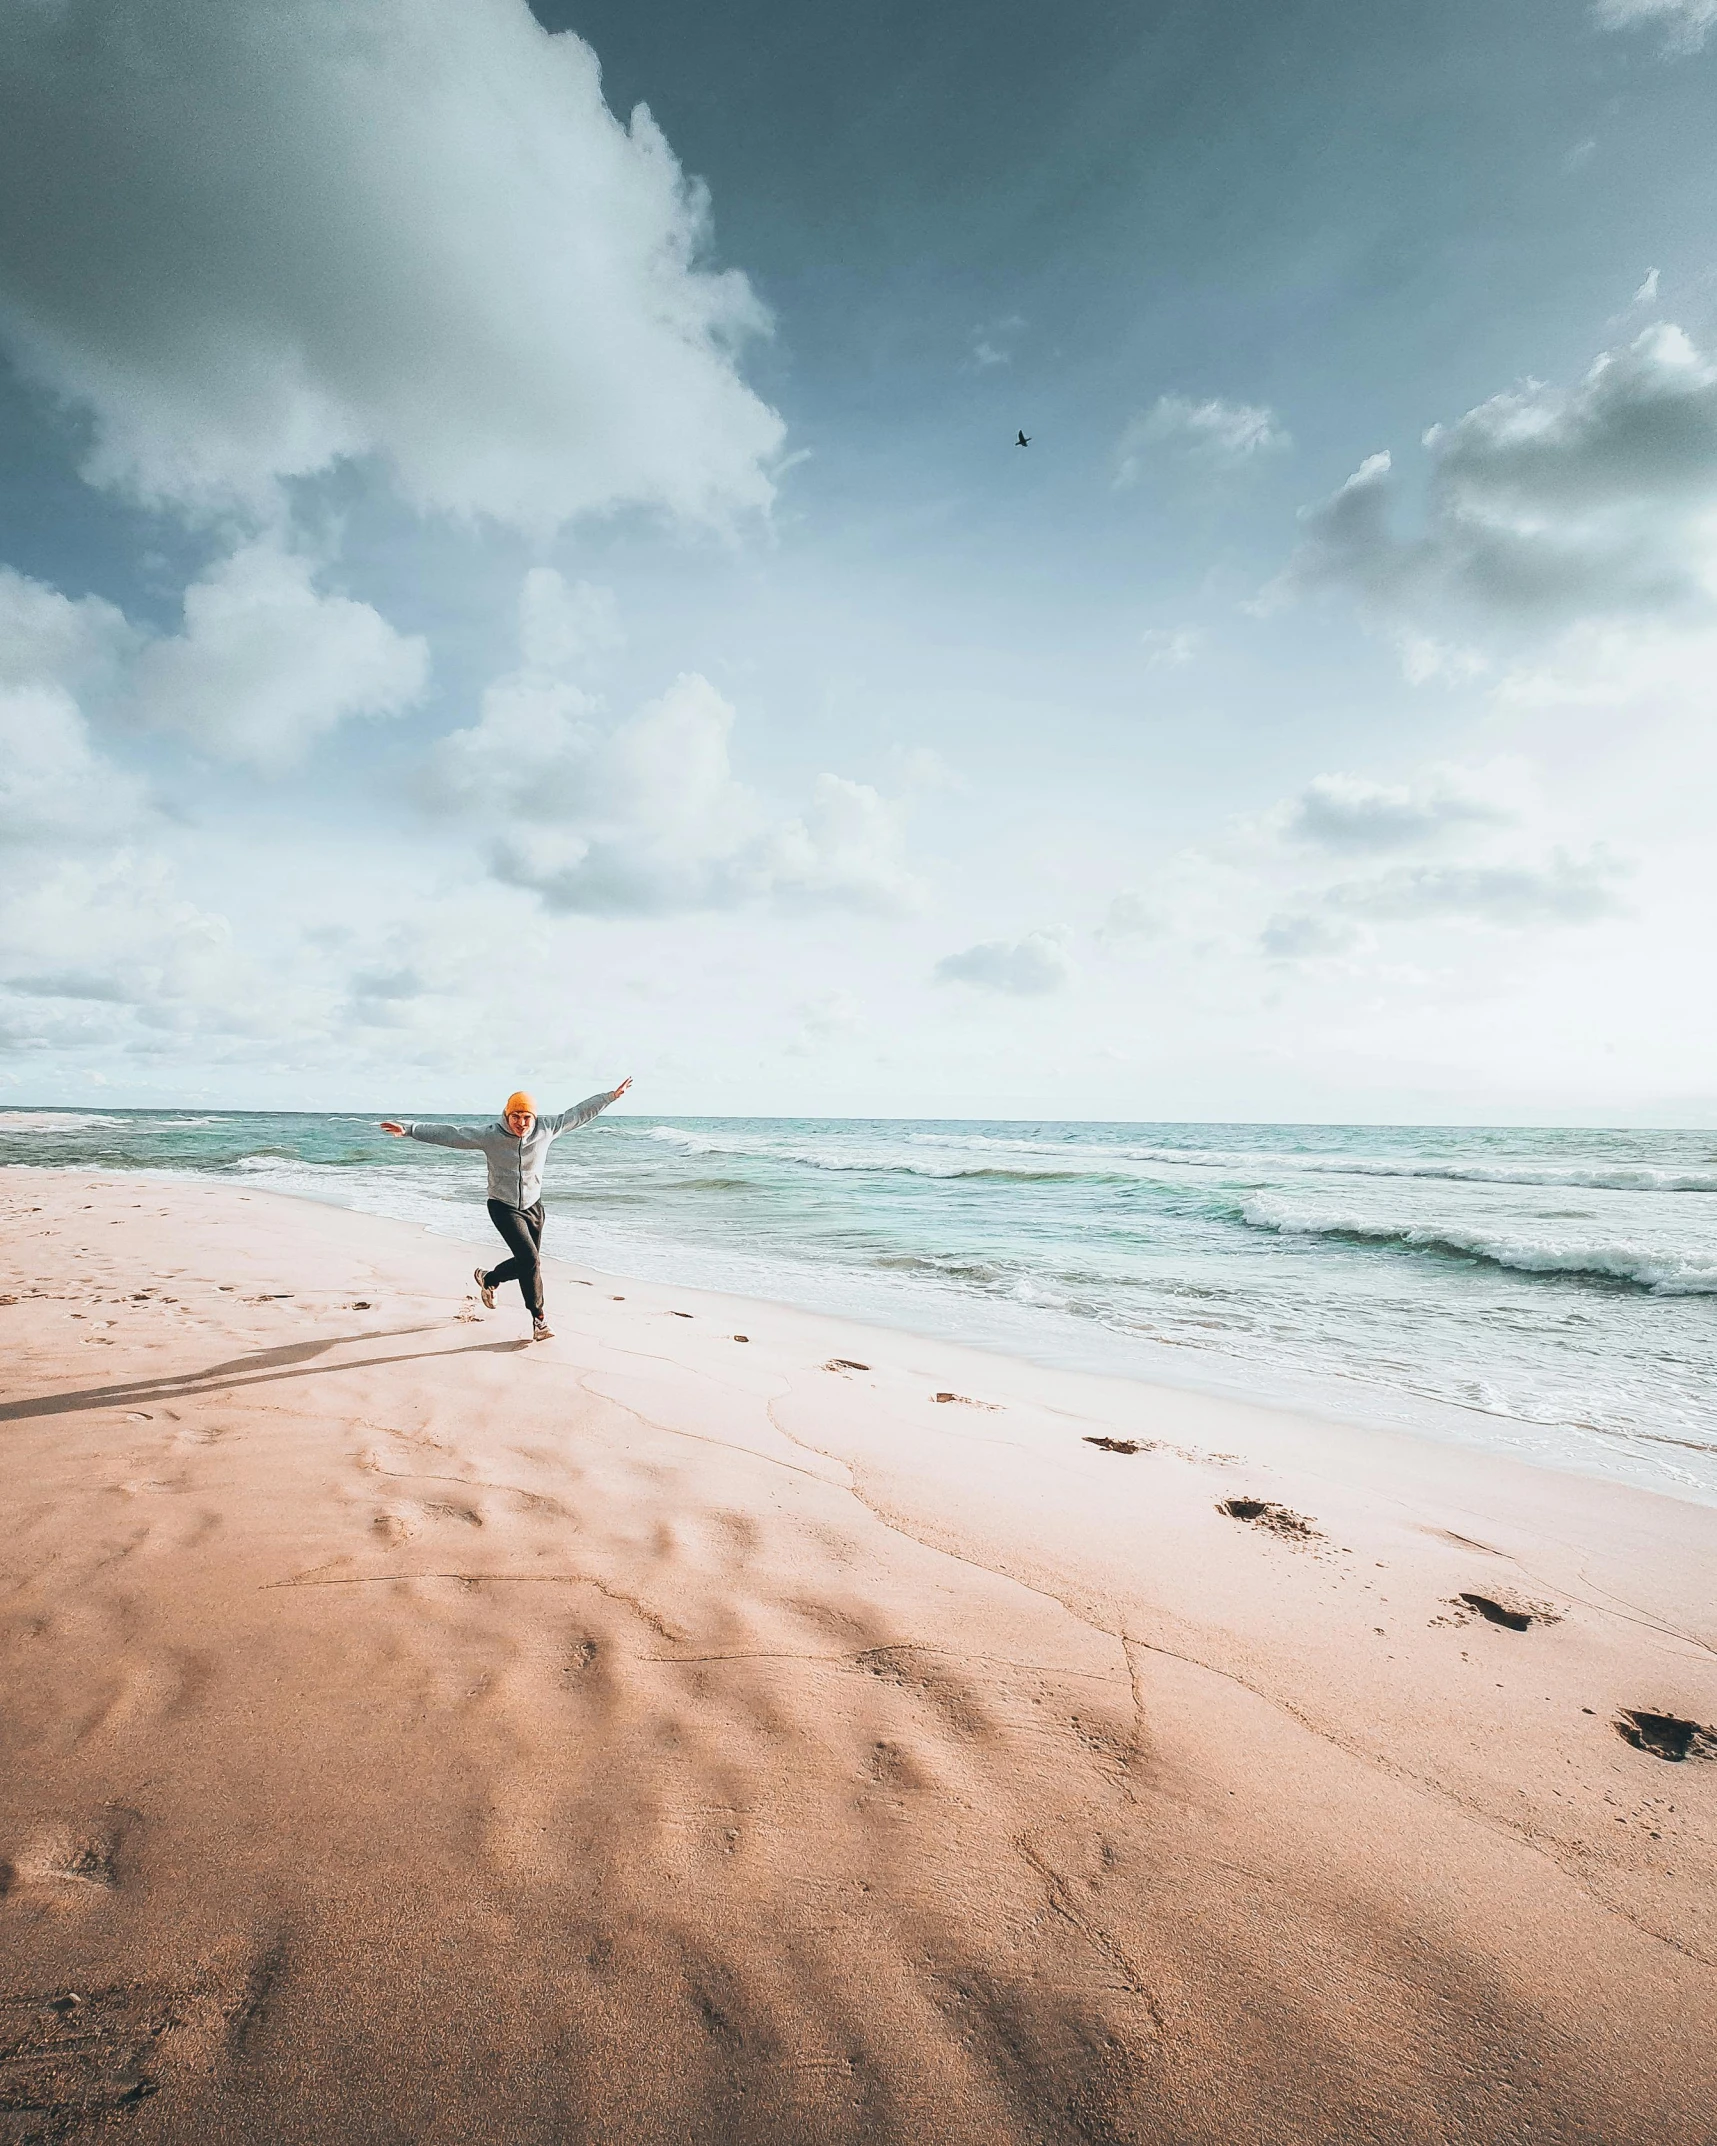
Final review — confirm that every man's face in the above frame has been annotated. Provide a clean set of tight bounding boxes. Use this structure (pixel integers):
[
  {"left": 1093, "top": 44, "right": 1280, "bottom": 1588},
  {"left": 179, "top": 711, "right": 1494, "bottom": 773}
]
[{"left": 505, "top": 1109, "right": 535, "bottom": 1138}]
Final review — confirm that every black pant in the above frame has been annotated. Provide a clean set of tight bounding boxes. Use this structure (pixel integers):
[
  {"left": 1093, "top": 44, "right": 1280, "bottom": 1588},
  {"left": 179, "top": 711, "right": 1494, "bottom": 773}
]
[{"left": 484, "top": 1198, "right": 545, "bottom": 1317}]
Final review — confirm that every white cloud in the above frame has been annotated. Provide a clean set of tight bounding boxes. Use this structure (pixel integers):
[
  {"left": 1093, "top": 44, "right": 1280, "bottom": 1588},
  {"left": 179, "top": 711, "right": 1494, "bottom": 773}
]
[
  {"left": 0, "top": 564, "right": 135, "bottom": 696},
  {"left": 1259, "top": 832, "right": 1628, "bottom": 962},
  {"left": 892, "top": 744, "right": 963, "bottom": 794},
  {"left": 0, "top": 682, "right": 144, "bottom": 847},
  {"left": 426, "top": 571, "right": 920, "bottom": 917},
  {"left": 1492, "top": 615, "right": 1717, "bottom": 716},
  {"left": 1099, "top": 757, "right": 1630, "bottom": 968},
  {"left": 0, "top": 569, "right": 143, "bottom": 843},
  {"left": 1325, "top": 851, "right": 1628, "bottom": 926},
  {"left": 1260, "top": 912, "right": 1361, "bottom": 962},
  {"left": 0, "top": 852, "right": 247, "bottom": 1033},
  {"left": 1116, "top": 395, "right": 1290, "bottom": 484},
  {"left": 0, "top": 0, "right": 783, "bottom": 529},
  {"left": 1276, "top": 324, "right": 1717, "bottom": 624},
  {"left": 0, "top": 547, "right": 437, "bottom": 1062},
  {"left": 1285, "top": 767, "right": 1518, "bottom": 853},
  {"left": 1593, "top": 0, "right": 1717, "bottom": 52},
  {"left": 518, "top": 569, "right": 624, "bottom": 671},
  {"left": 1140, "top": 627, "right": 1201, "bottom": 668},
  {"left": 934, "top": 931, "right": 1069, "bottom": 995},
  {"left": 128, "top": 541, "right": 429, "bottom": 769},
  {"left": 967, "top": 315, "right": 1023, "bottom": 370},
  {"left": 1634, "top": 267, "right": 1661, "bottom": 305},
  {"left": 1099, "top": 889, "right": 1166, "bottom": 941}
]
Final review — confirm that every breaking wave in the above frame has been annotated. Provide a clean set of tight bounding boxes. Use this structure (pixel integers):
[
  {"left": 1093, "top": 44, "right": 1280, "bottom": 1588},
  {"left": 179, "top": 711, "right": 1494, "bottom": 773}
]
[
  {"left": 641, "top": 1124, "right": 1114, "bottom": 1183},
  {"left": 643, "top": 1123, "right": 1717, "bottom": 1195},
  {"left": 0, "top": 1111, "right": 124, "bottom": 1131},
  {"left": 1240, "top": 1197, "right": 1717, "bottom": 1294}
]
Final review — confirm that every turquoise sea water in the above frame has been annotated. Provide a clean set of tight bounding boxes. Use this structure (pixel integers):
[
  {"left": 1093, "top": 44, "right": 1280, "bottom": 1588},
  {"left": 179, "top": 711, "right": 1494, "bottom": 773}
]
[{"left": 4, "top": 1109, "right": 1715, "bottom": 1505}]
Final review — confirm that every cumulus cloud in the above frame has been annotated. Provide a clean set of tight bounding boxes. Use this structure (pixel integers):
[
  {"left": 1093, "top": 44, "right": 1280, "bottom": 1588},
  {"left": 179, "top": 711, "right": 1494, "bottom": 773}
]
[
  {"left": 517, "top": 569, "right": 624, "bottom": 671},
  {"left": 1275, "top": 324, "right": 1717, "bottom": 624},
  {"left": 0, "top": 564, "right": 135, "bottom": 695},
  {"left": 426, "top": 572, "right": 920, "bottom": 917},
  {"left": 1493, "top": 616, "right": 1717, "bottom": 717},
  {"left": 1285, "top": 767, "right": 1517, "bottom": 853},
  {"left": 128, "top": 541, "right": 429, "bottom": 769},
  {"left": 1156, "top": 757, "right": 1628, "bottom": 964},
  {"left": 1260, "top": 912, "right": 1360, "bottom": 962},
  {"left": 0, "top": 684, "right": 143, "bottom": 847},
  {"left": 1326, "top": 852, "right": 1628, "bottom": 925},
  {"left": 0, "top": 852, "right": 248, "bottom": 1036},
  {"left": 0, "top": 569, "right": 143, "bottom": 843},
  {"left": 934, "top": 931, "right": 1069, "bottom": 995},
  {"left": 1593, "top": 0, "right": 1717, "bottom": 51},
  {"left": 1263, "top": 848, "right": 1627, "bottom": 959},
  {"left": 0, "top": 0, "right": 783, "bottom": 529},
  {"left": 1116, "top": 395, "right": 1290, "bottom": 484}
]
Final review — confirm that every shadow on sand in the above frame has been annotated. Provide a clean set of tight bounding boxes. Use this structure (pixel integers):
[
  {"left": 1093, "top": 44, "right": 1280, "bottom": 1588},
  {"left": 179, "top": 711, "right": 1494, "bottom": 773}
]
[{"left": 0, "top": 1326, "right": 533, "bottom": 1424}]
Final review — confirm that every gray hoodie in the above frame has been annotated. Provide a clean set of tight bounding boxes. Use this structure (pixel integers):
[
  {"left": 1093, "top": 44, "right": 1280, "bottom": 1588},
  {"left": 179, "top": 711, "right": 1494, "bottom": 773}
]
[{"left": 402, "top": 1090, "right": 618, "bottom": 1207}]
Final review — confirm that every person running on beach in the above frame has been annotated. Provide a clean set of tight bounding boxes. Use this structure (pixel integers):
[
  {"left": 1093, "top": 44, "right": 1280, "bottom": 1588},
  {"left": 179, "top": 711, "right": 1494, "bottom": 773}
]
[{"left": 380, "top": 1079, "right": 631, "bottom": 1341}]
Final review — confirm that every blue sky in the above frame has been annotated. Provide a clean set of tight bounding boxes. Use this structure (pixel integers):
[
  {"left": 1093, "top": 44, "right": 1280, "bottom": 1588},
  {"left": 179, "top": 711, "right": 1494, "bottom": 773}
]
[{"left": 1, "top": 0, "right": 1715, "bottom": 1120}]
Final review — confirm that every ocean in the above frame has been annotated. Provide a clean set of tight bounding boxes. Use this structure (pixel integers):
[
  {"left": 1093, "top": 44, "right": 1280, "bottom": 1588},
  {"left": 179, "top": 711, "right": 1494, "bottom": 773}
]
[{"left": 4, "top": 1109, "right": 1715, "bottom": 1506}]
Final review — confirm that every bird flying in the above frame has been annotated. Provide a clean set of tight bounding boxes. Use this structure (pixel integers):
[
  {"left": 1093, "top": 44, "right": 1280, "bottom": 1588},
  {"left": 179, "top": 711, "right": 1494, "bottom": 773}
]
[{"left": 1016, "top": 430, "right": 1031, "bottom": 447}]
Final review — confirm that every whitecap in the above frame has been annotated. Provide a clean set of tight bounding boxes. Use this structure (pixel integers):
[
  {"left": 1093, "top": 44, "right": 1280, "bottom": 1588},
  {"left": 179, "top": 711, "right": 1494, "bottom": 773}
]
[
  {"left": 1239, "top": 1196, "right": 1717, "bottom": 1294},
  {"left": 0, "top": 1110, "right": 124, "bottom": 1130}
]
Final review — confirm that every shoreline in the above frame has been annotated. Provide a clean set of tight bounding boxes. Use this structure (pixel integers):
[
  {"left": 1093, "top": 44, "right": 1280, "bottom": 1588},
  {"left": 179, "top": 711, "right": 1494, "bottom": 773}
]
[
  {"left": 10, "top": 1141, "right": 1715, "bottom": 1512},
  {"left": 2, "top": 1169, "right": 1713, "bottom": 2142}
]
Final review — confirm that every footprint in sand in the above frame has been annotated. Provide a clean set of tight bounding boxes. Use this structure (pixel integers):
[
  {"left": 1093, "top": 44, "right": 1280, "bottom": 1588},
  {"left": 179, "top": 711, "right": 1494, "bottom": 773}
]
[
  {"left": 0, "top": 1948, "right": 280, "bottom": 2125},
  {"left": 1615, "top": 1709, "right": 1717, "bottom": 1762},
  {"left": 2, "top": 1820, "right": 127, "bottom": 1904},
  {"left": 1218, "top": 1496, "right": 1320, "bottom": 1541},
  {"left": 1447, "top": 1590, "right": 1559, "bottom": 1632}
]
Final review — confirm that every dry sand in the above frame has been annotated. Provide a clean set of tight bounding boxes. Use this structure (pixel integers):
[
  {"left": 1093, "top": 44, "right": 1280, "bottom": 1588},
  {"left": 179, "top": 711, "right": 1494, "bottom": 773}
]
[{"left": 1, "top": 1167, "right": 1713, "bottom": 2144}]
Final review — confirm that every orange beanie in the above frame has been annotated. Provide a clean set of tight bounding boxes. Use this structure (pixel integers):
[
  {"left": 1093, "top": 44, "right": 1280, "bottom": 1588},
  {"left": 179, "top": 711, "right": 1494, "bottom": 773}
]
[{"left": 504, "top": 1090, "right": 537, "bottom": 1116}]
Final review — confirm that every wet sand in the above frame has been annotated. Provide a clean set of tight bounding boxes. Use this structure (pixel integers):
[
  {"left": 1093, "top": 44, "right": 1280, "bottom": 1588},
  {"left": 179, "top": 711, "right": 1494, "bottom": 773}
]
[{"left": 1, "top": 1168, "right": 1713, "bottom": 2143}]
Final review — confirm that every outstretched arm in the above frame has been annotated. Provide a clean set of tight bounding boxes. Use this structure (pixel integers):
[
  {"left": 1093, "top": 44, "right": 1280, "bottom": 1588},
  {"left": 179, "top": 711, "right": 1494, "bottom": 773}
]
[
  {"left": 544, "top": 1076, "right": 632, "bottom": 1136},
  {"left": 378, "top": 1120, "right": 489, "bottom": 1148}
]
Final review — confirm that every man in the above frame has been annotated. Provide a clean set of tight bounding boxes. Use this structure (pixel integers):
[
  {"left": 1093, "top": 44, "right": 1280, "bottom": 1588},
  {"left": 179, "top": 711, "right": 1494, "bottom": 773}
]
[{"left": 380, "top": 1078, "right": 631, "bottom": 1341}]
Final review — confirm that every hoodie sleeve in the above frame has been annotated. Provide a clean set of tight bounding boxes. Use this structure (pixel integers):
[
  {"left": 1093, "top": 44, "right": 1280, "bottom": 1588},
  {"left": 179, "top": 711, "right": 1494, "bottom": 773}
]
[
  {"left": 543, "top": 1090, "right": 619, "bottom": 1136},
  {"left": 402, "top": 1122, "right": 489, "bottom": 1149}
]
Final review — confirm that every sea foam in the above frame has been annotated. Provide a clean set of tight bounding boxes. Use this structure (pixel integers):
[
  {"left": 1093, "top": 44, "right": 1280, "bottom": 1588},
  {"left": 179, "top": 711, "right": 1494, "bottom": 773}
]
[{"left": 1240, "top": 1196, "right": 1717, "bottom": 1293}]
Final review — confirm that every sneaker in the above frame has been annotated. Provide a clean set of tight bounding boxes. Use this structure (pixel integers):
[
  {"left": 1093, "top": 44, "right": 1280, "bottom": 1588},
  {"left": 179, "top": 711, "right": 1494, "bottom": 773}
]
[
  {"left": 532, "top": 1317, "right": 554, "bottom": 1342},
  {"left": 473, "top": 1267, "right": 496, "bottom": 1310}
]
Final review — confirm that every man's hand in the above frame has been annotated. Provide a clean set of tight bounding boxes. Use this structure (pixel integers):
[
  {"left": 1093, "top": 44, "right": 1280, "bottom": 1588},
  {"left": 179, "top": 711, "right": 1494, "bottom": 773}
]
[
  {"left": 379, "top": 1121, "right": 405, "bottom": 1136},
  {"left": 610, "top": 1077, "right": 633, "bottom": 1102}
]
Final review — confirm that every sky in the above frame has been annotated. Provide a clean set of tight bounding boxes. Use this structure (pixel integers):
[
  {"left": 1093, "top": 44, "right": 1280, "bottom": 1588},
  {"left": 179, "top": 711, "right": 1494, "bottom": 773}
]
[{"left": 1, "top": 0, "right": 1715, "bottom": 1122}]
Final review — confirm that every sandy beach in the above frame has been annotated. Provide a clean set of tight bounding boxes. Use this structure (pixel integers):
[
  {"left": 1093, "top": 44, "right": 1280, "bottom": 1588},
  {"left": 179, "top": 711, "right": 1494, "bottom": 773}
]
[{"left": 1, "top": 1167, "right": 1713, "bottom": 2144}]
